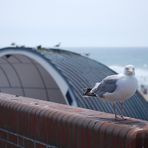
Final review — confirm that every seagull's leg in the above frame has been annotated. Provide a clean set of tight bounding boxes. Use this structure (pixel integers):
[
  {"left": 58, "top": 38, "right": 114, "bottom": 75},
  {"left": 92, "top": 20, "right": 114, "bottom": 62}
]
[
  {"left": 120, "top": 102, "right": 126, "bottom": 120},
  {"left": 112, "top": 102, "right": 118, "bottom": 119}
]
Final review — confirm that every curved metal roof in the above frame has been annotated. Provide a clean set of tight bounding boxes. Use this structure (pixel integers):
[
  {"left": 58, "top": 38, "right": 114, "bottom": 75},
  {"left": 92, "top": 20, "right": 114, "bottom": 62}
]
[{"left": 0, "top": 47, "right": 148, "bottom": 121}]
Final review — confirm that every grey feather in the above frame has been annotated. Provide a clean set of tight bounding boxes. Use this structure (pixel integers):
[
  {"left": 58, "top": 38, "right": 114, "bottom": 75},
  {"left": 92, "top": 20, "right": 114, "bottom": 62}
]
[{"left": 96, "top": 75, "right": 118, "bottom": 97}]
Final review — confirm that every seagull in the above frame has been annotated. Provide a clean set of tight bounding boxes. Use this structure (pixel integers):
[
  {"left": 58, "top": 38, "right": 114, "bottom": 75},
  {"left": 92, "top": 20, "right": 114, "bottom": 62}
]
[
  {"left": 54, "top": 42, "right": 61, "bottom": 48},
  {"left": 83, "top": 65, "right": 138, "bottom": 120}
]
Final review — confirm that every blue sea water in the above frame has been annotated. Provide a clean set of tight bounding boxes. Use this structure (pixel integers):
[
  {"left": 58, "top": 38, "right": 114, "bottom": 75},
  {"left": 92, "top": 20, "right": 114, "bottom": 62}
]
[{"left": 66, "top": 47, "right": 148, "bottom": 86}]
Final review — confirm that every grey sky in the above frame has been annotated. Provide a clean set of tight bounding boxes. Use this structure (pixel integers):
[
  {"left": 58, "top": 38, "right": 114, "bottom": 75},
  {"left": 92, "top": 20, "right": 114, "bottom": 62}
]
[{"left": 0, "top": 0, "right": 148, "bottom": 47}]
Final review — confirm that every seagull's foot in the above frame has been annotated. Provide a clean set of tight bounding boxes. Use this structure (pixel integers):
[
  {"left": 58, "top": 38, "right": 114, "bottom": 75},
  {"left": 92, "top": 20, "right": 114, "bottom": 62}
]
[
  {"left": 120, "top": 115, "right": 126, "bottom": 121},
  {"left": 114, "top": 115, "right": 121, "bottom": 120},
  {"left": 114, "top": 114, "right": 126, "bottom": 121}
]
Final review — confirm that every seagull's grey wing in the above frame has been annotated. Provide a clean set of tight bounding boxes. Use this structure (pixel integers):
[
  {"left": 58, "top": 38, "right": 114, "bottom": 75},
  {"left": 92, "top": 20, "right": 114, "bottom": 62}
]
[{"left": 97, "top": 75, "right": 119, "bottom": 97}]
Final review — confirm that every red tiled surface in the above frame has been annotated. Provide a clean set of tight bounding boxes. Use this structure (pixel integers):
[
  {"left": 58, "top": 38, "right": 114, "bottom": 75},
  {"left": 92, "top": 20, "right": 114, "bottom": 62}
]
[
  {"left": 0, "top": 140, "right": 6, "bottom": 147},
  {"left": 7, "top": 133, "right": 17, "bottom": 144},
  {"left": 0, "top": 93, "right": 148, "bottom": 148},
  {"left": 18, "top": 136, "right": 24, "bottom": 146},
  {"left": 35, "top": 143, "right": 46, "bottom": 148},
  {"left": 0, "top": 130, "right": 7, "bottom": 139},
  {"left": 6, "top": 143, "right": 17, "bottom": 148},
  {"left": 23, "top": 139, "right": 34, "bottom": 147}
]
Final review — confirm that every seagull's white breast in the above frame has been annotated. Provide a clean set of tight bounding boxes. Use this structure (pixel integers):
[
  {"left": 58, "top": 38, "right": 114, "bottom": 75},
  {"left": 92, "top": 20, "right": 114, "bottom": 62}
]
[
  {"left": 115, "top": 76, "right": 138, "bottom": 101},
  {"left": 103, "top": 75, "right": 138, "bottom": 102}
]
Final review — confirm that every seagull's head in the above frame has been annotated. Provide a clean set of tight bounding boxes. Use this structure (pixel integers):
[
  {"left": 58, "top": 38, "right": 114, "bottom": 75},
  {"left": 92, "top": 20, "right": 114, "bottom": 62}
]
[{"left": 124, "top": 65, "right": 135, "bottom": 76}]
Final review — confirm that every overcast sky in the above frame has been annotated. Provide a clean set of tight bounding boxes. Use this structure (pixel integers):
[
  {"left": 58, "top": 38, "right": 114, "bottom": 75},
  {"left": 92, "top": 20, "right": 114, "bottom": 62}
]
[{"left": 0, "top": 0, "right": 148, "bottom": 47}]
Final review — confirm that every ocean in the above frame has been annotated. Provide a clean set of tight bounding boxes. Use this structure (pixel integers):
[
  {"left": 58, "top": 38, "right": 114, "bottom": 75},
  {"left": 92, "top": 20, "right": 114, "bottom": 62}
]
[{"left": 66, "top": 47, "right": 148, "bottom": 88}]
